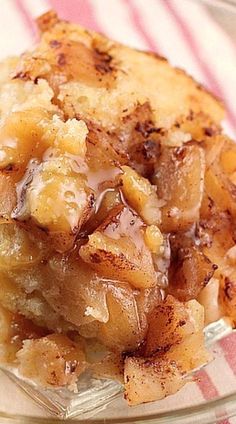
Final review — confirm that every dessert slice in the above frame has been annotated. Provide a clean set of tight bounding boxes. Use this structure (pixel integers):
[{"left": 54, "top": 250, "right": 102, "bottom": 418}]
[{"left": 0, "top": 10, "right": 234, "bottom": 405}]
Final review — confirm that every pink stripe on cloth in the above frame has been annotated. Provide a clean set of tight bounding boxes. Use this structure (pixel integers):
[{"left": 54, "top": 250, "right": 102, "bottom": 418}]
[
  {"left": 164, "top": 0, "right": 236, "bottom": 132},
  {"left": 219, "top": 333, "right": 236, "bottom": 375},
  {"left": 163, "top": 0, "right": 221, "bottom": 97},
  {"left": 196, "top": 370, "right": 230, "bottom": 424},
  {"left": 196, "top": 369, "right": 219, "bottom": 400},
  {"left": 48, "top": 0, "right": 101, "bottom": 32},
  {"left": 124, "top": 0, "right": 160, "bottom": 53},
  {"left": 15, "top": 0, "right": 36, "bottom": 37}
]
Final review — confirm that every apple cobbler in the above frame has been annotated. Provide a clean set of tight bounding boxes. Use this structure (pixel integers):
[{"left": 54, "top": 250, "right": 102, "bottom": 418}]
[{"left": 0, "top": 10, "right": 235, "bottom": 405}]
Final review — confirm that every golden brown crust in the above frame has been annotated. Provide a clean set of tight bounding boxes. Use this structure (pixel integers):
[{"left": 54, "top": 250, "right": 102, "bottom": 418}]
[
  {"left": 36, "top": 10, "right": 60, "bottom": 33},
  {"left": 13, "top": 12, "right": 224, "bottom": 132}
]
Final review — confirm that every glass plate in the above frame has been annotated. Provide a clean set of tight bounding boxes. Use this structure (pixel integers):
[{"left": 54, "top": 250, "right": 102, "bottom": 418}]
[
  {"left": 0, "top": 319, "right": 234, "bottom": 422},
  {"left": 1, "top": 0, "right": 236, "bottom": 423}
]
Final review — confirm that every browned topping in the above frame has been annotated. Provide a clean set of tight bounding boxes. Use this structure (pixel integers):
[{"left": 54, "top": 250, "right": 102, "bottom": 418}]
[
  {"left": 204, "top": 127, "right": 215, "bottom": 137},
  {"left": 49, "top": 40, "right": 62, "bottom": 49},
  {"left": 93, "top": 47, "right": 114, "bottom": 74},
  {"left": 36, "top": 10, "right": 60, "bottom": 33},
  {"left": 57, "top": 53, "right": 66, "bottom": 67},
  {"left": 168, "top": 243, "right": 217, "bottom": 301},
  {"left": 224, "top": 277, "right": 234, "bottom": 300}
]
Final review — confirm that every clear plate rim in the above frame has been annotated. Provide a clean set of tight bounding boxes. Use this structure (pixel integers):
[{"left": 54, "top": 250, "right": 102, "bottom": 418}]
[{"left": 2, "top": 390, "right": 236, "bottom": 424}]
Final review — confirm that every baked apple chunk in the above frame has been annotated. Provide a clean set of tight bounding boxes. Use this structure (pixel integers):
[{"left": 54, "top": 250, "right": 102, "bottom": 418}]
[
  {"left": 80, "top": 205, "right": 157, "bottom": 289},
  {"left": 0, "top": 10, "right": 235, "bottom": 406}
]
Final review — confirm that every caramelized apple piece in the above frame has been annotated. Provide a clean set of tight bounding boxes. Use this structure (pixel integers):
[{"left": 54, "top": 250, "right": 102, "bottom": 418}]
[
  {"left": 0, "top": 171, "right": 17, "bottom": 221},
  {"left": 201, "top": 137, "right": 236, "bottom": 217},
  {"left": 154, "top": 144, "right": 205, "bottom": 232},
  {"left": 80, "top": 286, "right": 143, "bottom": 348},
  {"left": 0, "top": 305, "right": 14, "bottom": 345},
  {"left": 96, "top": 282, "right": 144, "bottom": 352},
  {"left": 80, "top": 205, "right": 157, "bottom": 289},
  {"left": 198, "top": 278, "right": 221, "bottom": 325},
  {"left": 17, "top": 334, "right": 86, "bottom": 387},
  {"left": 136, "top": 286, "right": 162, "bottom": 335},
  {"left": 219, "top": 271, "right": 236, "bottom": 326},
  {"left": 202, "top": 134, "right": 225, "bottom": 170},
  {"left": 215, "top": 136, "right": 236, "bottom": 176},
  {"left": 0, "top": 306, "right": 20, "bottom": 362},
  {"left": 0, "top": 75, "right": 63, "bottom": 170},
  {"left": 124, "top": 329, "right": 210, "bottom": 406},
  {"left": 221, "top": 149, "right": 236, "bottom": 174},
  {"left": 164, "top": 299, "right": 210, "bottom": 372},
  {"left": 86, "top": 124, "right": 126, "bottom": 170},
  {"left": 85, "top": 189, "right": 121, "bottom": 234},
  {"left": 204, "top": 165, "right": 236, "bottom": 217},
  {"left": 120, "top": 166, "right": 161, "bottom": 225},
  {"left": 166, "top": 329, "right": 210, "bottom": 373},
  {"left": 124, "top": 356, "right": 184, "bottom": 406},
  {"left": 144, "top": 295, "right": 199, "bottom": 356},
  {"left": 124, "top": 298, "right": 209, "bottom": 405},
  {"left": 20, "top": 161, "right": 94, "bottom": 234},
  {"left": 144, "top": 225, "right": 164, "bottom": 254},
  {"left": 41, "top": 254, "right": 109, "bottom": 327},
  {"left": 168, "top": 245, "right": 216, "bottom": 301},
  {"left": 201, "top": 209, "right": 235, "bottom": 276},
  {"left": 79, "top": 282, "right": 144, "bottom": 352},
  {"left": 0, "top": 110, "right": 88, "bottom": 168},
  {"left": 0, "top": 109, "right": 50, "bottom": 169}
]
